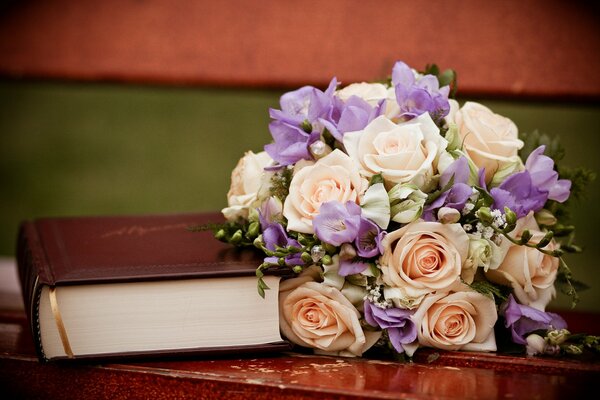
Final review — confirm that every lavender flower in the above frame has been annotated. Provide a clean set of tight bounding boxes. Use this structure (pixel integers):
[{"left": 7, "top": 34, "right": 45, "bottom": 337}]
[
  {"left": 423, "top": 157, "right": 472, "bottom": 220},
  {"left": 501, "top": 294, "right": 567, "bottom": 345},
  {"left": 364, "top": 300, "right": 417, "bottom": 353},
  {"left": 392, "top": 61, "right": 450, "bottom": 123},
  {"left": 525, "top": 145, "right": 571, "bottom": 202},
  {"left": 338, "top": 259, "right": 369, "bottom": 276},
  {"left": 260, "top": 212, "right": 303, "bottom": 266},
  {"left": 491, "top": 146, "right": 571, "bottom": 217},
  {"left": 313, "top": 201, "right": 362, "bottom": 246},
  {"left": 354, "top": 217, "right": 385, "bottom": 258},
  {"left": 320, "top": 95, "right": 384, "bottom": 141},
  {"left": 265, "top": 78, "right": 338, "bottom": 166},
  {"left": 490, "top": 172, "right": 547, "bottom": 218},
  {"left": 270, "top": 78, "right": 337, "bottom": 127}
]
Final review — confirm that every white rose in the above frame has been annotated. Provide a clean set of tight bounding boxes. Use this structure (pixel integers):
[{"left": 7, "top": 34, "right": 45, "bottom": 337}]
[
  {"left": 343, "top": 113, "right": 447, "bottom": 189},
  {"left": 283, "top": 149, "right": 367, "bottom": 233},
  {"left": 336, "top": 82, "right": 399, "bottom": 119},
  {"left": 279, "top": 281, "right": 381, "bottom": 357},
  {"left": 413, "top": 285, "right": 497, "bottom": 351},
  {"left": 448, "top": 101, "right": 524, "bottom": 183},
  {"left": 380, "top": 221, "right": 469, "bottom": 308},
  {"left": 336, "top": 82, "right": 388, "bottom": 107},
  {"left": 222, "top": 151, "right": 273, "bottom": 221},
  {"left": 485, "top": 212, "right": 559, "bottom": 310}
]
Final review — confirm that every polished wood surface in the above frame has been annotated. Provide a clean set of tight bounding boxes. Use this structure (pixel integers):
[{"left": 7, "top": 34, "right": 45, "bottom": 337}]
[
  {"left": 0, "top": 0, "right": 598, "bottom": 99},
  {"left": 0, "top": 259, "right": 598, "bottom": 399}
]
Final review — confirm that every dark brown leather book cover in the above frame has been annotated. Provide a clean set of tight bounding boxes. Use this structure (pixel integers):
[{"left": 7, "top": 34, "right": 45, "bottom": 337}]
[{"left": 16, "top": 212, "right": 289, "bottom": 362}]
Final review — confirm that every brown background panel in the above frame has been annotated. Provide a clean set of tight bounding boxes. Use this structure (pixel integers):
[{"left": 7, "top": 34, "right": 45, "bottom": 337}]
[{"left": 0, "top": 0, "right": 599, "bottom": 98}]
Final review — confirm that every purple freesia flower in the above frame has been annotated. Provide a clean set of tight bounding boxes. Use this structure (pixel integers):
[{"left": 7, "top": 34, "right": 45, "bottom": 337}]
[
  {"left": 270, "top": 78, "right": 338, "bottom": 127},
  {"left": 338, "top": 259, "right": 369, "bottom": 276},
  {"left": 423, "top": 157, "right": 472, "bottom": 221},
  {"left": 501, "top": 294, "right": 567, "bottom": 345},
  {"left": 490, "top": 172, "right": 547, "bottom": 218},
  {"left": 354, "top": 217, "right": 385, "bottom": 258},
  {"left": 313, "top": 201, "right": 362, "bottom": 246},
  {"left": 364, "top": 300, "right": 417, "bottom": 353},
  {"left": 491, "top": 146, "right": 571, "bottom": 217},
  {"left": 392, "top": 61, "right": 450, "bottom": 124},
  {"left": 320, "top": 95, "right": 384, "bottom": 141},
  {"left": 264, "top": 121, "right": 320, "bottom": 166},
  {"left": 260, "top": 206, "right": 303, "bottom": 266},
  {"left": 265, "top": 78, "right": 338, "bottom": 166},
  {"left": 525, "top": 146, "right": 571, "bottom": 202}
]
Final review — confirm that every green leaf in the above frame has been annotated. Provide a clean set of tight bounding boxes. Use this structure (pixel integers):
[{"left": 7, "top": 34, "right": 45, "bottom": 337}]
[
  {"left": 468, "top": 280, "right": 511, "bottom": 304},
  {"left": 556, "top": 258, "right": 579, "bottom": 308},
  {"left": 369, "top": 173, "right": 384, "bottom": 187}
]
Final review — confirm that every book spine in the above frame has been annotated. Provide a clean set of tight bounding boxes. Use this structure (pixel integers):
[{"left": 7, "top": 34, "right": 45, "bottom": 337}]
[{"left": 16, "top": 221, "right": 48, "bottom": 362}]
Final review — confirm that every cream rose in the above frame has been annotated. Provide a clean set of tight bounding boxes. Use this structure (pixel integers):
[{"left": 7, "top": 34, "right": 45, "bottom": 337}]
[
  {"left": 283, "top": 149, "right": 367, "bottom": 233},
  {"left": 380, "top": 221, "right": 469, "bottom": 308},
  {"left": 222, "top": 151, "right": 273, "bottom": 221},
  {"left": 336, "top": 82, "right": 399, "bottom": 120},
  {"left": 279, "top": 281, "right": 380, "bottom": 357},
  {"left": 343, "top": 113, "right": 447, "bottom": 189},
  {"left": 336, "top": 82, "right": 389, "bottom": 107},
  {"left": 448, "top": 101, "right": 523, "bottom": 183},
  {"left": 485, "top": 212, "right": 558, "bottom": 310},
  {"left": 412, "top": 285, "right": 498, "bottom": 351}
]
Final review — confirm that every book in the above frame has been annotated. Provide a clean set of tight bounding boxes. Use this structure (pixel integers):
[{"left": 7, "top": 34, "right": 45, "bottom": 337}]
[{"left": 16, "top": 212, "right": 289, "bottom": 362}]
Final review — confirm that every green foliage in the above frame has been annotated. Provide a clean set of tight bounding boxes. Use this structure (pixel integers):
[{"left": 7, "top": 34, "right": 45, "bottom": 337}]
[
  {"left": 556, "top": 258, "right": 582, "bottom": 308},
  {"left": 557, "top": 166, "right": 596, "bottom": 202},
  {"left": 422, "top": 64, "right": 458, "bottom": 98},
  {"left": 469, "top": 280, "right": 511, "bottom": 305},
  {"left": 269, "top": 167, "right": 293, "bottom": 202},
  {"left": 519, "top": 130, "right": 565, "bottom": 162}
]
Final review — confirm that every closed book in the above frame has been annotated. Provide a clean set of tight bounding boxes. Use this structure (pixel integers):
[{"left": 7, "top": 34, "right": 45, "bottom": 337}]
[{"left": 16, "top": 212, "right": 289, "bottom": 362}]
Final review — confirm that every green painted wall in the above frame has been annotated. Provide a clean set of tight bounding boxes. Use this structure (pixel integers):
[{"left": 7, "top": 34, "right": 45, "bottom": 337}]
[{"left": 0, "top": 82, "right": 598, "bottom": 311}]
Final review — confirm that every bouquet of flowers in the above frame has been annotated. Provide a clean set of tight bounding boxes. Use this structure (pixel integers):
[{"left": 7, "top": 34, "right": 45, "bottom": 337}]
[{"left": 214, "top": 61, "right": 597, "bottom": 358}]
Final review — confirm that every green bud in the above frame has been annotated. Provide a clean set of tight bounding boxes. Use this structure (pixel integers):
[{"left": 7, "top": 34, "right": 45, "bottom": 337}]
[
  {"left": 292, "top": 265, "right": 303, "bottom": 274},
  {"left": 536, "top": 231, "right": 554, "bottom": 249},
  {"left": 519, "top": 229, "right": 532, "bottom": 245},
  {"left": 230, "top": 229, "right": 243, "bottom": 244},
  {"left": 477, "top": 207, "right": 493, "bottom": 224},
  {"left": 504, "top": 207, "right": 517, "bottom": 226},
  {"left": 552, "top": 224, "right": 575, "bottom": 237},
  {"left": 564, "top": 344, "right": 583, "bottom": 355},
  {"left": 552, "top": 249, "right": 564, "bottom": 257},
  {"left": 253, "top": 236, "right": 263, "bottom": 248},
  {"left": 321, "top": 255, "right": 333, "bottom": 265},
  {"left": 324, "top": 243, "right": 337, "bottom": 255},
  {"left": 546, "top": 329, "right": 570, "bottom": 346},
  {"left": 535, "top": 209, "right": 557, "bottom": 226},
  {"left": 214, "top": 229, "right": 227, "bottom": 241},
  {"left": 301, "top": 119, "right": 312, "bottom": 133},
  {"left": 561, "top": 244, "right": 583, "bottom": 253},
  {"left": 278, "top": 257, "right": 286, "bottom": 266},
  {"left": 246, "top": 221, "right": 260, "bottom": 238},
  {"left": 301, "top": 252, "right": 313, "bottom": 264}
]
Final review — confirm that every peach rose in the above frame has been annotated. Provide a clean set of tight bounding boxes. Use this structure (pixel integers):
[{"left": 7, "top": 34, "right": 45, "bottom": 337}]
[
  {"left": 380, "top": 221, "right": 469, "bottom": 308},
  {"left": 343, "top": 113, "right": 447, "bottom": 189},
  {"left": 283, "top": 149, "right": 367, "bottom": 233},
  {"left": 335, "top": 82, "right": 399, "bottom": 119},
  {"left": 222, "top": 151, "right": 273, "bottom": 221},
  {"left": 413, "top": 285, "right": 497, "bottom": 351},
  {"left": 279, "top": 281, "right": 380, "bottom": 357},
  {"left": 448, "top": 101, "right": 523, "bottom": 183},
  {"left": 485, "top": 212, "right": 558, "bottom": 310}
]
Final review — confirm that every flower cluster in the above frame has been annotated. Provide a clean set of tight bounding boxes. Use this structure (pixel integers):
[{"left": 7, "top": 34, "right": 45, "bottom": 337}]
[{"left": 217, "top": 61, "right": 592, "bottom": 358}]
